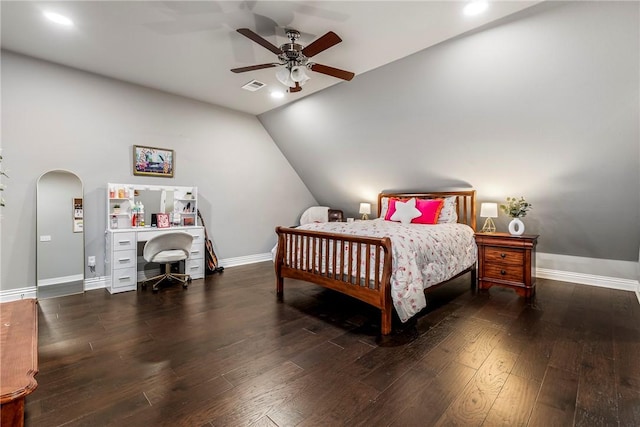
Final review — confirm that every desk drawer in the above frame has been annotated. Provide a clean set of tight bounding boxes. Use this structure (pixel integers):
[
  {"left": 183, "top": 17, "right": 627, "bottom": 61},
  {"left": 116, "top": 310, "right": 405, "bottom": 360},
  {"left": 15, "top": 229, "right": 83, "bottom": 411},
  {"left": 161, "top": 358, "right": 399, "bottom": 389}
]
[
  {"left": 112, "top": 250, "right": 136, "bottom": 269},
  {"left": 189, "top": 246, "right": 204, "bottom": 260},
  {"left": 112, "top": 232, "right": 136, "bottom": 251},
  {"left": 111, "top": 267, "right": 137, "bottom": 290},
  {"left": 187, "top": 229, "right": 205, "bottom": 245},
  {"left": 186, "top": 259, "right": 204, "bottom": 279}
]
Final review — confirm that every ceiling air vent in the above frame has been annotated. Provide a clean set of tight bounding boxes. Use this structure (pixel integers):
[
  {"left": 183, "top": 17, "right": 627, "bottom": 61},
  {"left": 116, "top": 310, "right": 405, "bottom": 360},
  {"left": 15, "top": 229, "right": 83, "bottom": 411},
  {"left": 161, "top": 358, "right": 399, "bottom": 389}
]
[{"left": 241, "top": 80, "right": 266, "bottom": 92}]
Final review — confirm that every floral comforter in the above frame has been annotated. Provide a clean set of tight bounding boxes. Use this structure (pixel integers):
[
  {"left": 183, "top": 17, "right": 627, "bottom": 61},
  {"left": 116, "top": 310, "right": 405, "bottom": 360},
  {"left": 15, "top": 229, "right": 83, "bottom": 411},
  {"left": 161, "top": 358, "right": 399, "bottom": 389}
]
[{"left": 280, "top": 219, "right": 477, "bottom": 322}]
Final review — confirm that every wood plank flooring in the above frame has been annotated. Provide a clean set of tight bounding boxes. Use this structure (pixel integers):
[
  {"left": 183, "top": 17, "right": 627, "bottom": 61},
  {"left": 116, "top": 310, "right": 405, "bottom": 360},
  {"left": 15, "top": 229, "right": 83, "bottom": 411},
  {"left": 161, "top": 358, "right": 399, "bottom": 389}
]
[{"left": 24, "top": 262, "right": 640, "bottom": 426}]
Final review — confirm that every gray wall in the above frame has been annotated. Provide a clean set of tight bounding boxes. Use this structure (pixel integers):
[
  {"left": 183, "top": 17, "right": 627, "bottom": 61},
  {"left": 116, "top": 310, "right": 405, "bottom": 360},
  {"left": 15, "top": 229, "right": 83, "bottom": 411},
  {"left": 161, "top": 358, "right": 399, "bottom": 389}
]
[
  {"left": 1, "top": 51, "right": 316, "bottom": 291},
  {"left": 259, "top": 1, "right": 640, "bottom": 262}
]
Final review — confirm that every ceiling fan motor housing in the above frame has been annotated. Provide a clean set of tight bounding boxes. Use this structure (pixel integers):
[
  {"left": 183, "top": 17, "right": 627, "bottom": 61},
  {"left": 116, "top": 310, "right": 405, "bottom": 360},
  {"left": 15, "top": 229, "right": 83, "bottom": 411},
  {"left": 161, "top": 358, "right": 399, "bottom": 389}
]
[{"left": 280, "top": 43, "right": 305, "bottom": 63}]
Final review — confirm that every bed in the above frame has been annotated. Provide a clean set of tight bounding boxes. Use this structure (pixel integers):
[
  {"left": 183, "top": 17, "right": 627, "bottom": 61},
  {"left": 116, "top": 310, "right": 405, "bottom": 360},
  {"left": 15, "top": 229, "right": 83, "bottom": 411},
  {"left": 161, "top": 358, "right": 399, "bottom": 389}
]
[{"left": 274, "top": 190, "right": 477, "bottom": 335}]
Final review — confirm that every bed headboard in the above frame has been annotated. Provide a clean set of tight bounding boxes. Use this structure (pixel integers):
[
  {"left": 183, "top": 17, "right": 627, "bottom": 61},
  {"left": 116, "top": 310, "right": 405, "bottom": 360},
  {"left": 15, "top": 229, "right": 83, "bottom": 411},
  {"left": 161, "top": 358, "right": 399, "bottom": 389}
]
[{"left": 377, "top": 190, "right": 477, "bottom": 231}]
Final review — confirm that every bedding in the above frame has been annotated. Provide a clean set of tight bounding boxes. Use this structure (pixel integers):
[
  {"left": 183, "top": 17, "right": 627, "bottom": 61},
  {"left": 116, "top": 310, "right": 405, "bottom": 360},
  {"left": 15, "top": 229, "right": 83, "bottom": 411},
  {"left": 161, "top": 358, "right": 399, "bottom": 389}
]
[{"left": 286, "top": 219, "right": 477, "bottom": 322}]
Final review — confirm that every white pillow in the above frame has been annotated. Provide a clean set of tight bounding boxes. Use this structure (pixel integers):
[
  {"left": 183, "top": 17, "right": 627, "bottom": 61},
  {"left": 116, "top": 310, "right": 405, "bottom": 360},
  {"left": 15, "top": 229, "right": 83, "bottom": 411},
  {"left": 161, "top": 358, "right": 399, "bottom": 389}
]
[
  {"left": 300, "top": 206, "right": 329, "bottom": 225},
  {"left": 438, "top": 196, "right": 458, "bottom": 224},
  {"left": 379, "top": 197, "right": 389, "bottom": 218},
  {"left": 390, "top": 198, "right": 421, "bottom": 225}
]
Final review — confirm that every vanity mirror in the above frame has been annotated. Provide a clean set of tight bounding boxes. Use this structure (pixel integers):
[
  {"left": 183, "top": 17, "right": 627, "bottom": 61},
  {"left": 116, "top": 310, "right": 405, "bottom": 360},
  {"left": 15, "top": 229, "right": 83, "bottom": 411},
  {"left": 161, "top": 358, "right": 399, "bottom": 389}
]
[{"left": 107, "top": 183, "right": 197, "bottom": 230}]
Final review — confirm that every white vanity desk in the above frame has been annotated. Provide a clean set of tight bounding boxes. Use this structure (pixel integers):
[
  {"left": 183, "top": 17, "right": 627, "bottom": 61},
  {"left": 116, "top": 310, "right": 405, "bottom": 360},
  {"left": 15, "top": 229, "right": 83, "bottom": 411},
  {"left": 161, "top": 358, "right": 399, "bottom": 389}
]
[{"left": 105, "top": 183, "right": 205, "bottom": 294}]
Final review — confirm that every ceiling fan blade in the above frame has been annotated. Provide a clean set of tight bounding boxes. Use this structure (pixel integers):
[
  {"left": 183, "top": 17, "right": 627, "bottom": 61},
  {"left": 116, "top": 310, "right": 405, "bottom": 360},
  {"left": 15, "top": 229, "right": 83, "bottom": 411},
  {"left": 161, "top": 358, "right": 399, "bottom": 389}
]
[
  {"left": 302, "top": 31, "right": 342, "bottom": 57},
  {"left": 231, "top": 63, "right": 278, "bottom": 73},
  {"left": 236, "top": 28, "right": 281, "bottom": 55},
  {"left": 309, "top": 63, "right": 355, "bottom": 81},
  {"left": 289, "top": 82, "right": 302, "bottom": 93}
]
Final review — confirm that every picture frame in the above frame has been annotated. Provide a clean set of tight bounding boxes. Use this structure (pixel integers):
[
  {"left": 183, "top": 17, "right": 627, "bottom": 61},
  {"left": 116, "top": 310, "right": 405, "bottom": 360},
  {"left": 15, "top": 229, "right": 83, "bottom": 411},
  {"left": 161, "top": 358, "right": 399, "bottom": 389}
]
[
  {"left": 73, "top": 198, "right": 83, "bottom": 233},
  {"left": 156, "top": 213, "right": 170, "bottom": 229},
  {"left": 133, "top": 145, "right": 174, "bottom": 178},
  {"left": 183, "top": 216, "right": 195, "bottom": 227}
]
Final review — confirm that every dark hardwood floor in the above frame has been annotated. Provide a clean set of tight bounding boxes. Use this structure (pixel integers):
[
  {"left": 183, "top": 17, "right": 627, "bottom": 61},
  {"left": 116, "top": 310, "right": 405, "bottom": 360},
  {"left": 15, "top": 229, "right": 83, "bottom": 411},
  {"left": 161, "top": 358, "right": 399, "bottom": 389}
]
[{"left": 25, "top": 262, "right": 640, "bottom": 426}]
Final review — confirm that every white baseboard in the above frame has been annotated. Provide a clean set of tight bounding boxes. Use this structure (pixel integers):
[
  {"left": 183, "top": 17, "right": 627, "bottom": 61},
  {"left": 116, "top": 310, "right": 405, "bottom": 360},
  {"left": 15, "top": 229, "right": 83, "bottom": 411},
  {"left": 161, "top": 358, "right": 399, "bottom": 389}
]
[
  {"left": 37, "top": 273, "right": 84, "bottom": 287},
  {"left": 84, "top": 276, "right": 108, "bottom": 291},
  {"left": 535, "top": 252, "right": 639, "bottom": 293},
  {"left": 536, "top": 268, "right": 638, "bottom": 292},
  {"left": 0, "top": 286, "right": 37, "bottom": 303},
  {"left": 219, "top": 252, "right": 272, "bottom": 268}
]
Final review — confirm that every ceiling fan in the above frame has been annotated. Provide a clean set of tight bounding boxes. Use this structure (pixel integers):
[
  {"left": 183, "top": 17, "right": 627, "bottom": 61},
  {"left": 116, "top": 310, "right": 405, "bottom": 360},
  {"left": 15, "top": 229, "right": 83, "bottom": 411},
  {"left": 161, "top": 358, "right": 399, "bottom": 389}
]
[{"left": 231, "top": 28, "right": 355, "bottom": 93}]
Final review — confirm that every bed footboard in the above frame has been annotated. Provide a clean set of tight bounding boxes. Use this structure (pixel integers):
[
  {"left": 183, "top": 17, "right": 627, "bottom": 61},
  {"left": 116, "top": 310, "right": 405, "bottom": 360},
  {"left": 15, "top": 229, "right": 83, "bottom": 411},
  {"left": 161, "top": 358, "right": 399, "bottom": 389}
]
[{"left": 275, "top": 226, "right": 394, "bottom": 335}]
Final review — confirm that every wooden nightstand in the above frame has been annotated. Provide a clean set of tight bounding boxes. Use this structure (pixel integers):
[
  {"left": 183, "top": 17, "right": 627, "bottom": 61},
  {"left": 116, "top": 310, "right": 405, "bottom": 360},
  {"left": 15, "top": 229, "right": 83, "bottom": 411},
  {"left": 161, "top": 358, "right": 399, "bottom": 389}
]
[{"left": 475, "top": 232, "right": 538, "bottom": 298}]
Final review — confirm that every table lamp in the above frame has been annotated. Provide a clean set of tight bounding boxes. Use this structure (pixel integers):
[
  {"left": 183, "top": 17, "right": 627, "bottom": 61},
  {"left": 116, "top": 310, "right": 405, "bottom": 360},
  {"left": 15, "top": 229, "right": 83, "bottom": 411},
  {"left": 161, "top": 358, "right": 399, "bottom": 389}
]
[
  {"left": 480, "top": 202, "right": 498, "bottom": 233},
  {"left": 359, "top": 202, "right": 371, "bottom": 220}
]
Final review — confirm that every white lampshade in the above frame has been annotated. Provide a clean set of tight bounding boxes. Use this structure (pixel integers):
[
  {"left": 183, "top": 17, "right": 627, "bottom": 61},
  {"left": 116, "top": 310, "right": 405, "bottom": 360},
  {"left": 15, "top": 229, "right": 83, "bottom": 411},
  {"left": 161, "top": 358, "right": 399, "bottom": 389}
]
[
  {"left": 276, "top": 67, "right": 294, "bottom": 87},
  {"left": 359, "top": 203, "right": 371, "bottom": 215},
  {"left": 480, "top": 202, "right": 498, "bottom": 218},
  {"left": 290, "top": 66, "right": 310, "bottom": 85},
  {"left": 359, "top": 202, "right": 371, "bottom": 220}
]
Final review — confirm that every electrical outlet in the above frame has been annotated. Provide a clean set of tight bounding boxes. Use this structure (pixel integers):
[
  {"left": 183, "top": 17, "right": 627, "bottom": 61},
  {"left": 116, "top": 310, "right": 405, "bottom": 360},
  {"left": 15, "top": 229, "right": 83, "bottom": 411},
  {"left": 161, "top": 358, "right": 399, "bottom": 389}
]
[{"left": 88, "top": 256, "right": 96, "bottom": 267}]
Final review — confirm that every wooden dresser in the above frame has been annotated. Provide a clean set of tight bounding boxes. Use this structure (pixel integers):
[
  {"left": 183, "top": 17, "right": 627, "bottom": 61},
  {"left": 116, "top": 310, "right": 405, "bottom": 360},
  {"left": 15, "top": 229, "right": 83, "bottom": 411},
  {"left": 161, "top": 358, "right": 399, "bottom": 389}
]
[
  {"left": 475, "top": 232, "right": 538, "bottom": 298},
  {"left": 1, "top": 299, "right": 39, "bottom": 427}
]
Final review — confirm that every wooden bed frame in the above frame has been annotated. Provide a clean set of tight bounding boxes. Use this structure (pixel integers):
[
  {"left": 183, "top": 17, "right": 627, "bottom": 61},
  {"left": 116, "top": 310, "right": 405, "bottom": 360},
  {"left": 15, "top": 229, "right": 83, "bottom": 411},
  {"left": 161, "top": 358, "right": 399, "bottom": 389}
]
[{"left": 275, "top": 190, "right": 477, "bottom": 335}]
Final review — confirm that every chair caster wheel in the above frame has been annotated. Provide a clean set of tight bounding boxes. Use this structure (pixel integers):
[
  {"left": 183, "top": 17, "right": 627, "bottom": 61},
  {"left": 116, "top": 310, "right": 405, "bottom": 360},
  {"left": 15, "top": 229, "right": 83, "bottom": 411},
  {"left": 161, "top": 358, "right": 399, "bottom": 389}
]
[
  {"left": 152, "top": 288, "right": 159, "bottom": 293},
  {"left": 182, "top": 283, "right": 188, "bottom": 289}
]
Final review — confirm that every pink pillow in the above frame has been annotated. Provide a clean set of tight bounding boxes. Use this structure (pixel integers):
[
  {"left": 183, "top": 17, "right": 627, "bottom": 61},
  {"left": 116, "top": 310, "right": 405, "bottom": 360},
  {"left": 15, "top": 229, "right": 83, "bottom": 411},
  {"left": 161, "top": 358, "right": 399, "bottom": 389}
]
[
  {"left": 384, "top": 198, "right": 405, "bottom": 220},
  {"left": 412, "top": 199, "right": 444, "bottom": 224},
  {"left": 385, "top": 198, "right": 444, "bottom": 224}
]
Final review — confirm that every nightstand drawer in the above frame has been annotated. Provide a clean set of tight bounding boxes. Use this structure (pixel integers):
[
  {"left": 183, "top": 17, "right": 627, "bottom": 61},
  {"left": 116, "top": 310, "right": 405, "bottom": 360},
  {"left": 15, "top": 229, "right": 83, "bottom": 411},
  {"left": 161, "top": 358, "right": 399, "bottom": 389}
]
[
  {"left": 484, "top": 247, "right": 524, "bottom": 265},
  {"left": 483, "top": 264, "right": 524, "bottom": 282}
]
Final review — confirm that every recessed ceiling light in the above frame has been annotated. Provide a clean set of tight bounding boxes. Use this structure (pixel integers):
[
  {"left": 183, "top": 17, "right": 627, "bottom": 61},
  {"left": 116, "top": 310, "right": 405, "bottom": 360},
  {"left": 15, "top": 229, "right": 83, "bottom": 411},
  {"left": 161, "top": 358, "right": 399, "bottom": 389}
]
[
  {"left": 463, "top": 1, "right": 489, "bottom": 16},
  {"left": 270, "top": 91, "right": 285, "bottom": 99},
  {"left": 43, "top": 11, "right": 74, "bottom": 27}
]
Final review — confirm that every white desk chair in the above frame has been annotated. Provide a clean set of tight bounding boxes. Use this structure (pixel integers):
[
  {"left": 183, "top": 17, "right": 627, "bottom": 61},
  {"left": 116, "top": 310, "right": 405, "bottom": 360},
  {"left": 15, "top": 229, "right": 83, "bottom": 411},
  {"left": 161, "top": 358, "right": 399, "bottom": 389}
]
[{"left": 141, "top": 231, "right": 194, "bottom": 292}]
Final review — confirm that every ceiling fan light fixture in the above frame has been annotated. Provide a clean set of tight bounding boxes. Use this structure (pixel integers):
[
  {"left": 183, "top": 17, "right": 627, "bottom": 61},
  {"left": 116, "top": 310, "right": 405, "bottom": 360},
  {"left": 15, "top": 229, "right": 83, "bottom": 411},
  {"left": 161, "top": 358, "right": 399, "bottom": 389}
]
[
  {"left": 276, "top": 67, "right": 294, "bottom": 87},
  {"left": 290, "top": 66, "right": 308, "bottom": 83}
]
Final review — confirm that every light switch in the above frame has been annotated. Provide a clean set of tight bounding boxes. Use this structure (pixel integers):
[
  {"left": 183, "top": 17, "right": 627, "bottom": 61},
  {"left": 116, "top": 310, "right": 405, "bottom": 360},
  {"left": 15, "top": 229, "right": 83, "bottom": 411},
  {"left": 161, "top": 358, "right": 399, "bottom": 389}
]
[{"left": 40, "top": 235, "right": 52, "bottom": 242}]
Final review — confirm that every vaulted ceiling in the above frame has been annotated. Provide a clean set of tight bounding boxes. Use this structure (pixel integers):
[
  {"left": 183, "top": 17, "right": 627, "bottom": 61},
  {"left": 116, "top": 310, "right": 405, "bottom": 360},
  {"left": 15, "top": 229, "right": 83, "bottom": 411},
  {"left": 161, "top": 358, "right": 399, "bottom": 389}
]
[{"left": 1, "top": 1, "right": 538, "bottom": 115}]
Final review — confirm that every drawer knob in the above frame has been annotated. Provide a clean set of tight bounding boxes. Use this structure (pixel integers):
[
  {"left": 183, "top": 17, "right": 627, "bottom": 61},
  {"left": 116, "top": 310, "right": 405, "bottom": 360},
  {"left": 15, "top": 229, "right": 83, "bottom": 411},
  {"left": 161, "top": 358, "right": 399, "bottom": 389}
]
[
  {"left": 500, "top": 253, "right": 506, "bottom": 258},
  {"left": 500, "top": 269, "right": 506, "bottom": 275}
]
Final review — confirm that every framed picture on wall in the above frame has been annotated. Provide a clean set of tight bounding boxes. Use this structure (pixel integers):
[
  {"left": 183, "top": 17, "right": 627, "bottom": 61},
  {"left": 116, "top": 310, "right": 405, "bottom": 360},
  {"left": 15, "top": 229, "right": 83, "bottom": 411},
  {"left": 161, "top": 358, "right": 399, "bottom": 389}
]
[{"left": 133, "top": 145, "right": 174, "bottom": 178}]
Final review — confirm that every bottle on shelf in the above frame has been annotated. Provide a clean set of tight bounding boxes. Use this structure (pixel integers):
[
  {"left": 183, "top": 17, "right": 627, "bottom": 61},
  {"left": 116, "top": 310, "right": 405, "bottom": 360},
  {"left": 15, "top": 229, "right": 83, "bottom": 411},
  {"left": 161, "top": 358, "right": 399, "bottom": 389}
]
[
  {"left": 131, "top": 203, "right": 138, "bottom": 227},
  {"left": 139, "top": 202, "right": 145, "bottom": 227}
]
